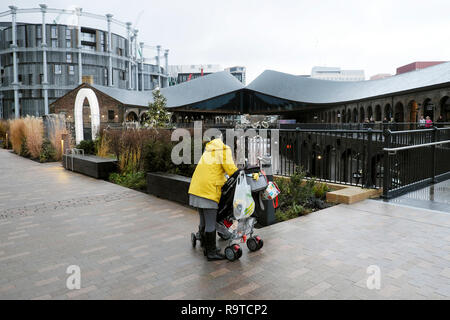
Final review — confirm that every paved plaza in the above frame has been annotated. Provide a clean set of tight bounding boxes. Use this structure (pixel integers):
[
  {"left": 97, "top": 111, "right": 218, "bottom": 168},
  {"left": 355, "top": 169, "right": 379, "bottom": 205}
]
[{"left": 0, "top": 148, "right": 449, "bottom": 300}]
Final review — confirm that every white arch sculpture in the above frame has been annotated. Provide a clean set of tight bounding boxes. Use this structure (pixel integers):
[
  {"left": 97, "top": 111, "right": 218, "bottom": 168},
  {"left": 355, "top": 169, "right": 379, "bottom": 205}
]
[{"left": 74, "top": 88, "right": 100, "bottom": 144}]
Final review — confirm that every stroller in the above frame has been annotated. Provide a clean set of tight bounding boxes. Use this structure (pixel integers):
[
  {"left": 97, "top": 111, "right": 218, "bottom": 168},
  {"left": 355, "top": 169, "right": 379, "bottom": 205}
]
[{"left": 191, "top": 162, "right": 268, "bottom": 262}]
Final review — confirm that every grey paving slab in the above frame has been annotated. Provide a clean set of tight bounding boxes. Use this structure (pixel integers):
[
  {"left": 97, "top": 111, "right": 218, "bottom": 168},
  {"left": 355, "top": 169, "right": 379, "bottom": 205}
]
[{"left": 0, "top": 149, "right": 450, "bottom": 299}]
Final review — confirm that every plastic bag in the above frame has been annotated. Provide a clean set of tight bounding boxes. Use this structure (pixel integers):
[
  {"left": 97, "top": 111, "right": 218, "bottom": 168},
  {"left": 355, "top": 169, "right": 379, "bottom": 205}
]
[
  {"left": 233, "top": 171, "right": 255, "bottom": 219},
  {"left": 262, "top": 181, "right": 280, "bottom": 200}
]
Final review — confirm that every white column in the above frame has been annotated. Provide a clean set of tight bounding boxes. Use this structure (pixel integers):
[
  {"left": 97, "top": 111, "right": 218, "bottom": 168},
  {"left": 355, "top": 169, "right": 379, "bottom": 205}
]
[
  {"left": 139, "top": 42, "right": 144, "bottom": 91},
  {"left": 126, "top": 22, "right": 132, "bottom": 90},
  {"left": 156, "top": 45, "right": 161, "bottom": 88},
  {"left": 9, "top": 6, "right": 19, "bottom": 118},
  {"left": 76, "top": 7, "right": 82, "bottom": 84},
  {"left": 106, "top": 14, "right": 113, "bottom": 87},
  {"left": 164, "top": 49, "right": 169, "bottom": 88},
  {"left": 134, "top": 29, "right": 138, "bottom": 91},
  {"left": 39, "top": 4, "right": 49, "bottom": 115}
]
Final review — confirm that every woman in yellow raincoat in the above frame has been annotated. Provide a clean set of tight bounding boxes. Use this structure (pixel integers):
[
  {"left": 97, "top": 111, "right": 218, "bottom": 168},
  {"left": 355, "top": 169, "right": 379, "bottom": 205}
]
[{"left": 188, "top": 137, "right": 238, "bottom": 261}]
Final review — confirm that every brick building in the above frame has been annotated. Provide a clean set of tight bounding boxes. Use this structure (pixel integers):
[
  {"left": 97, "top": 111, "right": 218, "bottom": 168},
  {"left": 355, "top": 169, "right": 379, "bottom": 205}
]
[{"left": 396, "top": 61, "right": 447, "bottom": 75}]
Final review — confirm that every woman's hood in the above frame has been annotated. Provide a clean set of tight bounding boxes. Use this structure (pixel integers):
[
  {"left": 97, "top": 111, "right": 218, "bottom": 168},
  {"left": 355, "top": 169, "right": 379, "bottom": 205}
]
[{"left": 205, "top": 138, "right": 228, "bottom": 151}]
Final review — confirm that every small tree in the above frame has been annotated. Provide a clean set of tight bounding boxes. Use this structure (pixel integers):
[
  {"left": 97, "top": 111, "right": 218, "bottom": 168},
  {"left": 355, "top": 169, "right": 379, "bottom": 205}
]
[{"left": 145, "top": 89, "right": 171, "bottom": 128}]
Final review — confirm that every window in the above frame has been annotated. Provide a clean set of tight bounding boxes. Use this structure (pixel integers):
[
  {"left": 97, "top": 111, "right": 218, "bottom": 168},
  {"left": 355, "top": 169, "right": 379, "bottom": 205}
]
[
  {"left": 120, "top": 70, "right": 126, "bottom": 80},
  {"left": 51, "top": 26, "right": 58, "bottom": 38},
  {"left": 28, "top": 74, "right": 33, "bottom": 85},
  {"left": 108, "top": 110, "right": 115, "bottom": 121},
  {"left": 36, "top": 39, "right": 42, "bottom": 48},
  {"left": 39, "top": 74, "right": 43, "bottom": 84},
  {"left": 66, "top": 40, "right": 71, "bottom": 48},
  {"left": 65, "top": 29, "right": 71, "bottom": 39},
  {"left": 18, "top": 74, "right": 23, "bottom": 83},
  {"left": 51, "top": 39, "right": 58, "bottom": 48},
  {"left": 68, "top": 65, "right": 75, "bottom": 75},
  {"left": 117, "top": 48, "right": 123, "bottom": 56},
  {"left": 66, "top": 53, "right": 72, "bottom": 63},
  {"left": 82, "top": 44, "right": 95, "bottom": 51},
  {"left": 54, "top": 65, "right": 62, "bottom": 74}
]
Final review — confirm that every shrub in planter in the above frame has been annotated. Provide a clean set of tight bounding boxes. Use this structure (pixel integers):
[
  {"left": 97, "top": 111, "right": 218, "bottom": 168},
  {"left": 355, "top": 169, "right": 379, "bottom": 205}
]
[
  {"left": 143, "top": 140, "right": 174, "bottom": 173},
  {"left": 109, "top": 171, "right": 146, "bottom": 191},
  {"left": 39, "top": 139, "right": 57, "bottom": 163},
  {"left": 274, "top": 167, "right": 332, "bottom": 222},
  {"left": 313, "top": 182, "right": 329, "bottom": 200},
  {"left": 9, "top": 118, "right": 26, "bottom": 154},
  {"left": 24, "top": 116, "right": 43, "bottom": 159},
  {"left": 76, "top": 140, "right": 96, "bottom": 155},
  {"left": 0, "top": 120, "right": 9, "bottom": 148},
  {"left": 19, "top": 137, "right": 30, "bottom": 158},
  {"left": 275, "top": 203, "right": 310, "bottom": 222}
]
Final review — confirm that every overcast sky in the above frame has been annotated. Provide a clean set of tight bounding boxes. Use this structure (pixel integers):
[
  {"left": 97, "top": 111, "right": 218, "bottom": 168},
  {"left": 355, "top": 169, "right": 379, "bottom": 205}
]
[{"left": 5, "top": 0, "right": 450, "bottom": 82}]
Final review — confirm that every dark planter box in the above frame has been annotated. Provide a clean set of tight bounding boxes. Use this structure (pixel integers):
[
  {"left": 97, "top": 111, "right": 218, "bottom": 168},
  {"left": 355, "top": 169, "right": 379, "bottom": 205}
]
[
  {"left": 62, "top": 154, "right": 118, "bottom": 179},
  {"left": 146, "top": 172, "right": 275, "bottom": 226},
  {"left": 147, "top": 172, "right": 191, "bottom": 205}
]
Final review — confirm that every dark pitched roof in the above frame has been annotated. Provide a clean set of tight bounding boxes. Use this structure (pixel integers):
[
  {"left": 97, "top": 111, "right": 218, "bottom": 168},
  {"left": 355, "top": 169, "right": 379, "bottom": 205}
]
[
  {"left": 246, "top": 61, "right": 450, "bottom": 104},
  {"left": 90, "top": 84, "right": 153, "bottom": 107},
  {"left": 161, "top": 71, "right": 244, "bottom": 108},
  {"left": 90, "top": 71, "right": 244, "bottom": 108},
  {"left": 53, "top": 62, "right": 450, "bottom": 111}
]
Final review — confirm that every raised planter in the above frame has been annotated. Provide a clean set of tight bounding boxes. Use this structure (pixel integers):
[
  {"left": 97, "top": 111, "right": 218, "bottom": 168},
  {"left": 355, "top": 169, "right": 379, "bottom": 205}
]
[
  {"left": 62, "top": 154, "right": 118, "bottom": 179},
  {"left": 147, "top": 172, "right": 191, "bottom": 205},
  {"left": 146, "top": 172, "right": 275, "bottom": 226}
]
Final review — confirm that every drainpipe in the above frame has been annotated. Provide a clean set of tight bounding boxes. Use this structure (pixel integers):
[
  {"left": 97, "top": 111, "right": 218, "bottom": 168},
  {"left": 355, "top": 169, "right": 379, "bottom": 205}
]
[
  {"left": 106, "top": 14, "right": 113, "bottom": 87},
  {"left": 76, "top": 7, "right": 82, "bottom": 84},
  {"left": 39, "top": 4, "right": 49, "bottom": 115},
  {"left": 9, "top": 6, "right": 19, "bottom": 118},
  {"left": 126, "top": 22, "right": 132, "bottom": 90},
  {"left": 164, "top": 49, "right": 169, "bottom": 88},
  {"left": 140, "top": 42, "right": 144, "bottom": 91},
  {"left": 134, "top": 29, "right": 138, "bottom": 91},
  {"left": 156, "top": 45, "right": 161, "bottom": 88}
]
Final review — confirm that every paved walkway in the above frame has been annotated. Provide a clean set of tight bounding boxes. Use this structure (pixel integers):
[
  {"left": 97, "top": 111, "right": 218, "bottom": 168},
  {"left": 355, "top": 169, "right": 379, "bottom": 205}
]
[
  {"left": 0, "top": 148, "right": 449, "bottom": 300},
  {"left": 386, "top": 179, "right": 450, "bottom": 214}
]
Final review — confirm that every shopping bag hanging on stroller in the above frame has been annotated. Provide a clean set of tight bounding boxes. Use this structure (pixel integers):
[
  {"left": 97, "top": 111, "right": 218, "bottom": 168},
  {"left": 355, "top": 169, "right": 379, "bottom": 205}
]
[{"left": 233, "top": 170, "right": 255, "bottom": 220}]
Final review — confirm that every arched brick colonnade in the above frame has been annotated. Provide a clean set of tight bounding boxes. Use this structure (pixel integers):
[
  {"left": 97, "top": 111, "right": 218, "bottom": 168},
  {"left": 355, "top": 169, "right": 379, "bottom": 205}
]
[{"left": 310, "top": 87, "right": 450, "bottom": 123}]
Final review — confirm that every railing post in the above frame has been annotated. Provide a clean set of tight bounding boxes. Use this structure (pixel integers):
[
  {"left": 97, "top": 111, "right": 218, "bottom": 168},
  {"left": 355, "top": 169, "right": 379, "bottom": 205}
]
[
  {"left": 382, "top": 129, "right": 392, "bottom": 198},
  {"left": 364, "top": 128, "right": 373, "bottom": 188},
  {"left": 431, "top": 126, "right": 437, "bottom": 183},
  {"left": 295, "top": 127, "right": 301, "bottom": 166}
]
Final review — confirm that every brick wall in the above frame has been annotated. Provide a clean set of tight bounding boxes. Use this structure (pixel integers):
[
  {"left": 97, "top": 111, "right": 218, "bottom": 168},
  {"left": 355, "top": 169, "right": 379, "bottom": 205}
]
[{"left": 50, "top": 84, "right": 125, "bottom": 124}]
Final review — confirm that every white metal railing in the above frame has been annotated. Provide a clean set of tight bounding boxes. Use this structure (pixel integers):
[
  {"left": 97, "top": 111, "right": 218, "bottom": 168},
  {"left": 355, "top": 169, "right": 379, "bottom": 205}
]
[
  {"left": 64, "top": 148, "right": 84, "bottom": 171},
  {"left": 383, "top": 140, "right": 450, "bottom": 154}
]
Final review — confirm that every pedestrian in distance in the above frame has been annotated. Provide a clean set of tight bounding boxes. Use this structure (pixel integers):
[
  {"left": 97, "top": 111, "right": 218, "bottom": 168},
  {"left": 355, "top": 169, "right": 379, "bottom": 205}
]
[
  {"left": 419, "top": 115, "right": 426, "bottom": 128},
  {"left": 425, "top": 116, "right": 433, "bottom": 128}
]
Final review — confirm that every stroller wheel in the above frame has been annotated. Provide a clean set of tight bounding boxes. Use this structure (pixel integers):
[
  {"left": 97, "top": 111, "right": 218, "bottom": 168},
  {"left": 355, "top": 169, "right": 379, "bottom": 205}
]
[
  {"left": 257, "top": 238, "right": 264, "bottom": 250},
  {"left": 225, "top": 245, "right": 242, "bottom": 261},
  {"left": 218, "top": 232, "right": 231, "bottom": 241},
  {"left": 191, "top": 232, "right": 197, "bottom": 248},
  {"left": 236, "top": 246, "right": 243, "bottom": 259},
  {"left": 224, "top": 246, "right": 236, "bottom": 261},
  {"left": 247, "top": 237, "right": 259, "bottom": 252}
]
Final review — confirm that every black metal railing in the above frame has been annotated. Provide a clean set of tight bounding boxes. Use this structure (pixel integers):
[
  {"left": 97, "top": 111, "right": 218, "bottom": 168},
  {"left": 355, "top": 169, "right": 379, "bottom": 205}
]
[
  {"left": 382, "top": 127, "right": 450, "bottom": 198},
  {"left": 226, "top": 127, "right": 450, "bottom": 195},
  {"left": 280, "top": 122, "right": 450, "bottom": 131},
  {"left": 277, "top": 129, "right": 385, "bottom": 188}
]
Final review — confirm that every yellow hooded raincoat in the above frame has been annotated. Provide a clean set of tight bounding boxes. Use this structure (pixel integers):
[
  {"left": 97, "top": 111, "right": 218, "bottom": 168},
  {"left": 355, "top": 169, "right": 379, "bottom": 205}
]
[{"left": 188, "top": 138, "right": 238, "bottom": 203}]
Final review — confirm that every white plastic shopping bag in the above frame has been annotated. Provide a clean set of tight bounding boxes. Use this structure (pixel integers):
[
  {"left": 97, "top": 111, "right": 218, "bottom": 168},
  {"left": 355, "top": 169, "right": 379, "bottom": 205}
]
[{"left": 233, "top": 171, "right": 255, "bottom": 219}]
